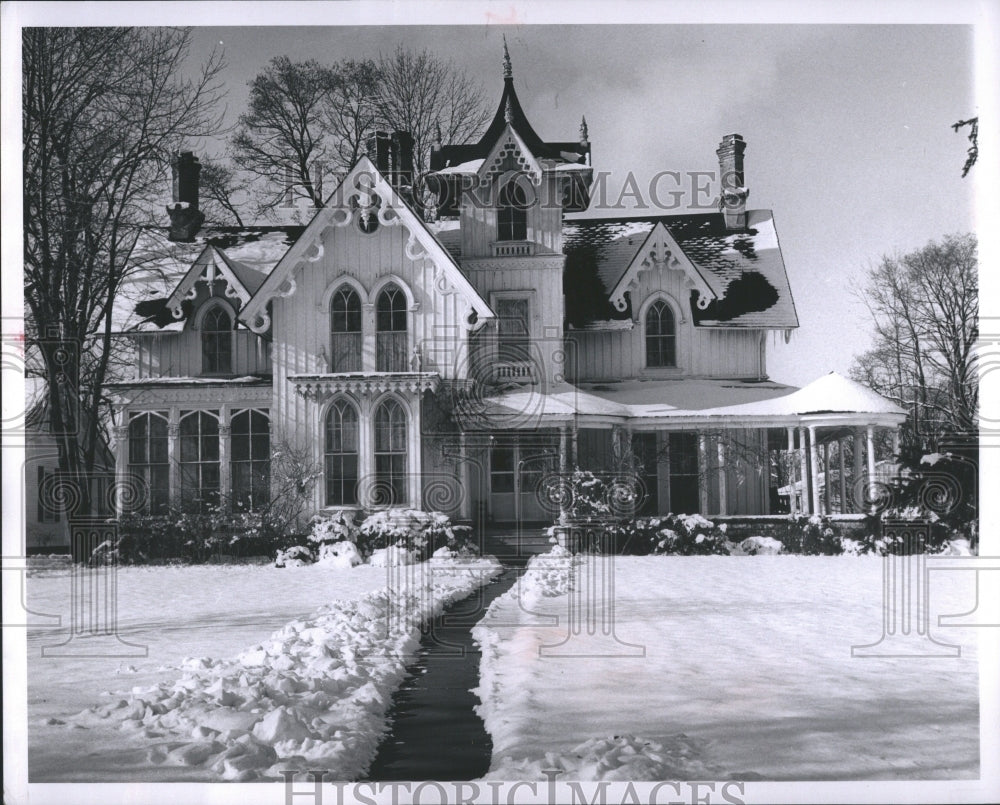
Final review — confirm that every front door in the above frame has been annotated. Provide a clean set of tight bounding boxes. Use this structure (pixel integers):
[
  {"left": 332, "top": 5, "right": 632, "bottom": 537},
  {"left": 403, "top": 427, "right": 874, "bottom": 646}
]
[{"left": 489, "top": 436, "right": 558, "bottom": 523}]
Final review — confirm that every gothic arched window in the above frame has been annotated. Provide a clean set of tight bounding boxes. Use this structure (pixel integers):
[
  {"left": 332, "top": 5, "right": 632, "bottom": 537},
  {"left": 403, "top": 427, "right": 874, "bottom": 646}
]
[
  {"left": 645, "top": 300, "right": 677, "bottom": 368},
  {"left": 330, "top": 286, "right": 362, "bottom": 372},
  {"left": 376, "top": 284, "right": 408, "bottom": 372},
  {"left": 202, "top": 306, "right": 233, "bottom": 375}
]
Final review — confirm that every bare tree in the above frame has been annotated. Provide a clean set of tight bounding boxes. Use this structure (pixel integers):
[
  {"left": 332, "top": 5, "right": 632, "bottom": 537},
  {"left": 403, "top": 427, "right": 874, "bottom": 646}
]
[
  {"left": 23, "top": 27, "right": 225, "bottom": 511},
  {"left": 199, "top": 156, "right": 249, "bottom": 227},
  {"left": 850, "top": 234, "right": 978, "bottom": 451},
  {"left": 374, "top": 46, "right": 491, "bottom": 173},
  {"left": 230, "top": 49, "right": 490, "bottom": 217},
  {"left": 230, "top": 56, "right": 338, "bottom": 213}
]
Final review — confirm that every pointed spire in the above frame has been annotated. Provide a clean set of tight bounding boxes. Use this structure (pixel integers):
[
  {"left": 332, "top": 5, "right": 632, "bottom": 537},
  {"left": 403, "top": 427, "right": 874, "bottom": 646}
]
[
  {"left": 579, "top": 115, "right": 589, "bottom": 147},
  {"left": 502, "top": 35, "right": 512, "bottom": 80}
]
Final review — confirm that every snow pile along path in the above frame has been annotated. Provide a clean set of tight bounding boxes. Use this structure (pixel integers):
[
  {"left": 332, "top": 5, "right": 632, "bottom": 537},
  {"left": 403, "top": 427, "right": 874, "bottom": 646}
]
[{"left": 69, "top": 554, "right": 501, "bottom": 781}]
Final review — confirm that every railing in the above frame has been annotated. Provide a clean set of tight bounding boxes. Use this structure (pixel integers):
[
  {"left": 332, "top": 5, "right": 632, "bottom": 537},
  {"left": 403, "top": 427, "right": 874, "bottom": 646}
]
[
  {"left": 490, "top": 241, "right": 535, "bottom": 258},
  {"left": 493, "top": 361, "right": 536, "bottom": 383}
]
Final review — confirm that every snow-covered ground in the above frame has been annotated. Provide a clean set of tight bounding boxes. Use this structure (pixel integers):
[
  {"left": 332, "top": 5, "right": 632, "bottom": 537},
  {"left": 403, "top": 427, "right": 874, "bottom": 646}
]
[
  {"left": 27, "top": 554, "right": 501, "bottom": 781},
  {"left": 473, "top": 551, "right": 981, "bottom": 781}
]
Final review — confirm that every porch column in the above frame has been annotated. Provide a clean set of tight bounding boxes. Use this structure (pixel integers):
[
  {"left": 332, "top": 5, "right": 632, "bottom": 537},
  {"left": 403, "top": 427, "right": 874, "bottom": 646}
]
[
  {"left": 808, "top": 425, "right": 821, "bottom": 515},
  {"left": 458, "top": 430, "right": 471, "bottom": 521},
  {"left": 716, "top": 436, "right": 728, "bottom": 516},
  {"left": 761, "top": 429, "right": 770, "bottom": 515},
  {"left": 839, "top": 438, "right": 847, "bottom": 514},
  {"left": 853, "top": 428, "right": 864, "bottom": 513},
  {"left": 571, "top": 423, "right": 579, "bottom": 468},
  {"left": 866, "top": 425, "right": 877, "bottom": 509},
  {"left": 786, "top": 427, "right": 796, "bottom": 515},
  {"left": 167, "top": 407, "right": 180, "bottom": 508},
  {"left": 409, "top": 394, "right": 423, "bottom": 508},
  {"left": 218, "top": 407, "right": 231, "bottom": 512},
  {"left": 112, "top": 422, "right": 129, "bottom": 516},
  {"left": 822, "top": 441, "right": 831, "bottom": 515},
  {"left": 697, "top": 434, "right": 710, "bottom": 513},
  {"left": 798, "top": 426, "right": 810, "bottom": 514},
  {"left": 892, "top": 428, "right": 901, "bottom": 458},
  {"left": 559, "top": 424, "right": 570, "bottom": 523}
]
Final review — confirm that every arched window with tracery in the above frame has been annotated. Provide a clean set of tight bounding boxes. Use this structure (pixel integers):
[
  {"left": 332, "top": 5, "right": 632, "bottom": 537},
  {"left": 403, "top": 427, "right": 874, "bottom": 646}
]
[
  {"left": 128, "top": 412, "right": 169, "bottom": 513},
  {"left": 645, "top": 300, "right": 677, "bottom": 368},
  {"left": 179, "top": 410, "right": 220, "bottom": 509},
  {"left": 325, "top": 399, "right": 359, "bottom": 506},
  {"left": 374, "top": 398, "right": 407, "bottom": 505},
  {"left": 376, "top": 284, "right": 408, "bottom": 372},
  {"left": 201, "top": 306, "right": 233, "bottom": 375},
  {"left": 231, "top": 410, "right": 270, "bottom": 511},
  {"left": 330, "top": 286, "right": 362, "bottom": 372}
]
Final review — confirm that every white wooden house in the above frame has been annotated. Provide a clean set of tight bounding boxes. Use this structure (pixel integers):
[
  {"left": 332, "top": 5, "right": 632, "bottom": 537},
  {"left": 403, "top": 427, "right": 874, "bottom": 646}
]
[{"left": 107, "top": 46, "right": 905, "bottom": 528}]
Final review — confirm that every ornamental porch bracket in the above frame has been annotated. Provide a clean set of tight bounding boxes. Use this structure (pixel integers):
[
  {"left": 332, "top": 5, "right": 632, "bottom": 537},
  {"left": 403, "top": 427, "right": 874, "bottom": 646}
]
[{"left": 288, "top": 372, "right": 441, "bottom": 402}]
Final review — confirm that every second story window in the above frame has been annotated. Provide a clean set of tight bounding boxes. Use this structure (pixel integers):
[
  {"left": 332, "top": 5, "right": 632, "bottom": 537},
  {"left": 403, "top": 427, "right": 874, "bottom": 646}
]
[
  {"left": 496, "top": 297, "right": 530, "bottom": 364},
  {"left": 497, "top": 179, "right": 528, "bottom": 242},
  {"left": 202, "top": 307, "right": 233, "bottom": 375},
  {"left": 645, "top": 300, "right": 677, "bottom": 368},
  {"left": 330, "top": 287, "right": 362, "bottom": 372},
  {"left": 376, "top": 284, "right": 408, "bottom": 372}
]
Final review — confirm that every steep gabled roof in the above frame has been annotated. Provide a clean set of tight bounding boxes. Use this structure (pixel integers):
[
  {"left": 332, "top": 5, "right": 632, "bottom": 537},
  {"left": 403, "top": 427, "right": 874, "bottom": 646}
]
[
  {"left": 240, "top": 156, "right": 495, "bottom": 333},
  {"left": 562, "top": 210, "right": 799, "bottom": 329},
  {"left": 430, "top": 41, "right": 590, "bottom": 170},
  {"left": 113, "top": 226, "right": 301, "bottom": 334},
  {"left": 164, "top": 245, "right": 267, "bottom": 315}
]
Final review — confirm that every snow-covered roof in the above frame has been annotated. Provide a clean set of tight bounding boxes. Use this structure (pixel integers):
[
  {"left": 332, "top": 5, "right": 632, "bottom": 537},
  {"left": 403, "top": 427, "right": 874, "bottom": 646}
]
[
  {"left": 562, "top": 210, "right": 798, "bottom": 329},
  {"left": 114, "top": 227, "right": 301, "bottom": 334},
  {"left": 481, "top": 373, "right": 904, "bottom": 426}
]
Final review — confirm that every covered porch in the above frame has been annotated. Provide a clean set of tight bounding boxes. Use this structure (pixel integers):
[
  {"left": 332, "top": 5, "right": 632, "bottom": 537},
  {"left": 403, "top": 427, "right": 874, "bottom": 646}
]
[{"left": 476, "top": 372, "right": 907, "bottom": 520}]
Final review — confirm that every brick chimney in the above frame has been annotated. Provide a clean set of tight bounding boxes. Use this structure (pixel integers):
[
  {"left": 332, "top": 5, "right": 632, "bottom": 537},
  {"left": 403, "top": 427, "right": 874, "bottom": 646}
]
[
  {"left": 366, "top": 130, "right": 392, "bottom": 175},
  {"left": 166, "top": 151, "right": 205, "bottom": 242},
  {"left": 716, "top": 134, "right": 749, "bottom": 230},
  {"left": 390, "top": 130, "right": 414, "bottom": 191}
]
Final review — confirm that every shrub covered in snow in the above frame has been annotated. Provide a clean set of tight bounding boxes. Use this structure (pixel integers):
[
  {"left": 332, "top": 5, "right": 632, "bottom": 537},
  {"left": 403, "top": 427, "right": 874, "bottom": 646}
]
[
  {"left": 356, "top": 509, "right": 473, "bottom": 559},
  {"left": 274, "top": 545, "right": 314, "bottom": 568},
  {"left": 736, "top": 536, "right": 785, "bottom": 555},
  {"left": 306, "top": 510, "right": 359, "bottom": 547},
  {"left": 316, "top": 540, "right": 362, "bottom": 568},
  {"left": 108, "top": 506, "right": 303, "bottom": 566},
  {"left": 782, "top": 515, "right": 844, "bottom": 555},
  {"left": 596, "top": 515, "right": 730, "bottom": 556}
]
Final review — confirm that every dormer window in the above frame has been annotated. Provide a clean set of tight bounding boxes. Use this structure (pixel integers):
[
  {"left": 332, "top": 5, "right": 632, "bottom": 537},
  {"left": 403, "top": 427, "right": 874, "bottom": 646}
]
[
  {"left": 645, "top": 300, "right": 677, "bottom": 368},
  {"left": 202, "top": 306, "right": 233, "bottom": 375},
  {"left": 497, "top": 178, "right": 528, "bottom": 242}
]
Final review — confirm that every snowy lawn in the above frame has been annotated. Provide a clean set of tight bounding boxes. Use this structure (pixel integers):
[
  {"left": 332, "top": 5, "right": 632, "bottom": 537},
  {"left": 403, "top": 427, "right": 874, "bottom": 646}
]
[
  {"left": 473, "top": 551, "right": 980, "bottom": 781},
  {"left": 27, "top": 554, "right": 501, "bottom": 782}
]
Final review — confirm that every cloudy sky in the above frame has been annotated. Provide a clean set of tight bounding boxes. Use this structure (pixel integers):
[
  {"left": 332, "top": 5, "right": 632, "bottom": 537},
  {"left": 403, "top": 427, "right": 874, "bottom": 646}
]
[{"left": 176, "top": 21, "right": 974, "bottom": 386}]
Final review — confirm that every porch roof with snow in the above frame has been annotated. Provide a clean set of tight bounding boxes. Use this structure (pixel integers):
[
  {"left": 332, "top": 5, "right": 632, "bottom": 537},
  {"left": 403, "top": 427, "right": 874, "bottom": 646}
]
[{"left": 478, "top": 373, "right": 905, "bottom": 429}]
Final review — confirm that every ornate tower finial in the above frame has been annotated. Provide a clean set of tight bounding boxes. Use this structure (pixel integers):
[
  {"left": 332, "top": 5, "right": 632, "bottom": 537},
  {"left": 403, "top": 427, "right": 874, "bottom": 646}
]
[
  {"left": 503, "top": 35, "right": 512, "bottom": 79},
  {"left": 579, "top": 115, "right": 589, "bottom": 147},
  {"left": 504, "top": 96, "right": 514, "bottom": 124}
]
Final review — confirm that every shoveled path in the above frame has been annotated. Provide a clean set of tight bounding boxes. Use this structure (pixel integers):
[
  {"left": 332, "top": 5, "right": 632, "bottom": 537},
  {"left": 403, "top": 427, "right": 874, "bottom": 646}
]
[{"left": 364, "top": 529, "right": 549, "bottom": 781}]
